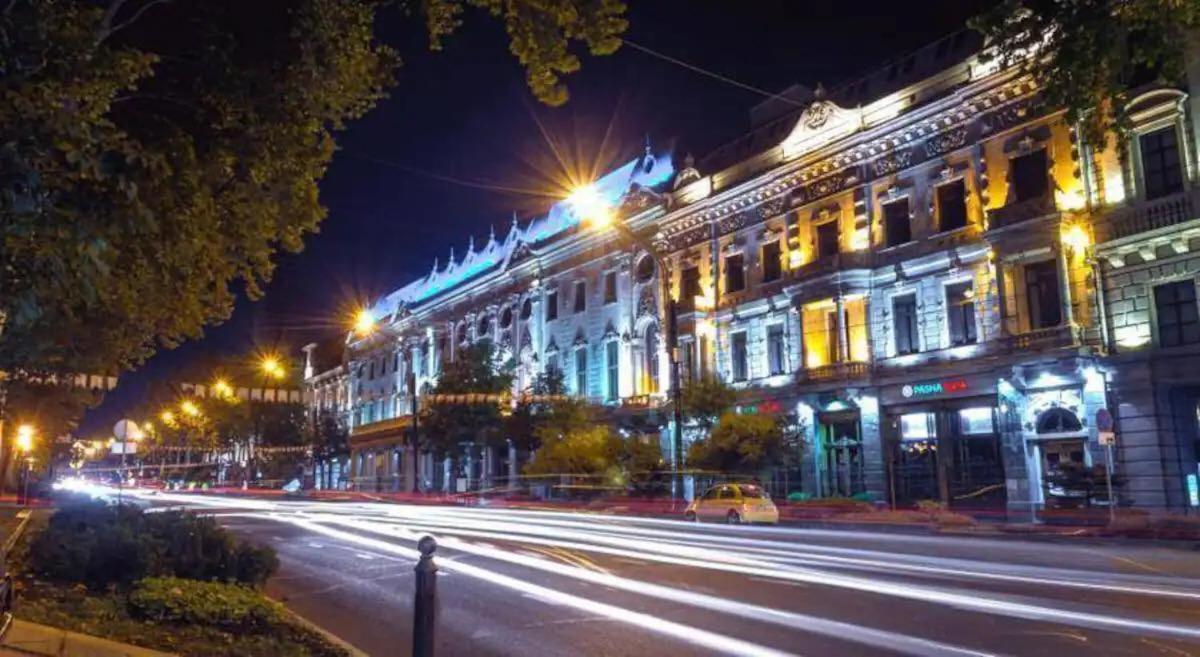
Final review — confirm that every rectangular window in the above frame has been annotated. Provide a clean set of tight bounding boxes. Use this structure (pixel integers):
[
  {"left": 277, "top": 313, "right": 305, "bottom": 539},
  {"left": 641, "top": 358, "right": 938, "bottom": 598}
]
[
  {"left": 603, "top": 271, "right": 617, "bottom": 304},
  {"left": 680, "top": 266, "right": 701, "bottom": 300},
  {"left": 574, "top": 348, "right": 588, "bottom": 397},
  {"left": 826, "top": 310, "right": 841, "bottom": 363},
  {"left": 1155, "top": 280, "right": 1200, "bottom": 347},
  {"left": 545, "top": 354, "right": 558, "bottom": 377},
  {"left": 724, "top": 253, "right": 745, "bottom": 293},
  {"left": 883, "top": 198, "right": 912, "bottom": 247},
  {"left": 816, "top": 220, "right": 840, "bottom": 258},
  {"left": 1011, "top": 149, "right": 1049, "bottom": 202},
  {"left": 1024, "top": 260, "right": 1062, "bottom": 329},
  {"left": 606, "top": 341, "right": 619, "bottom": 401},
  {"left": 767, "top": 324, "right": 786, "bottom": 375},
  {"left": 946, "top": 281, "right": 978, "bottom": 346},
  {"left": 761, "top": 241, "right": 782, "bottom": 282},
  {"left": 699, "top": 335, "right": 710, "bottom": 378},
  {"left": 680, "top": 339, "right": 696, "bottom": 382},
  {"left": 731, "top": 332, "right": 748, "bottom": 381},
  {"left": 936, "top": 179, "right": 968, "bottom": 231},
  {"left": 893, "top": 294, "right": 919, "bottom": 355},
  {"left": 1140, "top": 126, "right": 1184, "bottom": 200},
  {"left": 574, "top": 280, "right": 586, "bottom": 313},
  {"left": 546, "top": 290, "right": 558, "bottom": 321}
]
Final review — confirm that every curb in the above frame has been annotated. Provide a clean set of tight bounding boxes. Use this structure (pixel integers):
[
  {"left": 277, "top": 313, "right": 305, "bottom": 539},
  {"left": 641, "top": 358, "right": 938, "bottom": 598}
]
[
  {"left": 268, "top": 596, "right": 369, "bottom": 657},
  {"left": 2, "top": 511, "right": 32, "bottom": 559},
  {"left": 0, "top": 619, "right": 177, "bottom": 657}
]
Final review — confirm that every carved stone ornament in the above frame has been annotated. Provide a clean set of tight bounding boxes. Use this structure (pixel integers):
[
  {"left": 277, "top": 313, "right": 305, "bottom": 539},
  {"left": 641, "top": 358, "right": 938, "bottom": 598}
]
[
  {"left": 924, "top": 128, "right": 968, "bottom": 158},
  {"left": 636, "top": 286, "right": 658, "bottom": 320},
  {"left": 871, "top": 149, "right": 913, "bottom": 177}
]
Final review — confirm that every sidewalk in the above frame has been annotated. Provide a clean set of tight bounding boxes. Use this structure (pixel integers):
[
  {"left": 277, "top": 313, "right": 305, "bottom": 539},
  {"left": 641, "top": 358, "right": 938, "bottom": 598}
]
[{"left": 0, "top": 620, "right": 176, "bottom": 657}]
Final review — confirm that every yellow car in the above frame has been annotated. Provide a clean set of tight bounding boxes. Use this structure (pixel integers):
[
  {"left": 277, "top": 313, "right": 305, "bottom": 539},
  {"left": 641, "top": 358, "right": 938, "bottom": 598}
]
[{"left": 685, "top": 483, "right": 779, "bottom": 524}]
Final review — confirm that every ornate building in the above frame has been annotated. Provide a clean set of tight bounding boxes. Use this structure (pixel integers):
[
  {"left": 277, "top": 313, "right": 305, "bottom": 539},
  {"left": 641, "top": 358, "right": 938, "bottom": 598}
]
[{"left": 306, "top": 30, "right": 1200, "bottom": 514}]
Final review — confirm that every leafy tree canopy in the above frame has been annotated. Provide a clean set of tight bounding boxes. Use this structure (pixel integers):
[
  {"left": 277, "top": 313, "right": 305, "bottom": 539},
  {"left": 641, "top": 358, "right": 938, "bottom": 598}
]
[
  {"left": 0, "top": 0, "right": 628, "bottom": 382},
  {"left": 687, "top": 412, "right": 783, "bottom": 475},
  {"left": 971, "top": 0, "right": 1200, "bottom": 148},
  {"left": 422, "top": 340, "right": 513, "bottom": 456}
]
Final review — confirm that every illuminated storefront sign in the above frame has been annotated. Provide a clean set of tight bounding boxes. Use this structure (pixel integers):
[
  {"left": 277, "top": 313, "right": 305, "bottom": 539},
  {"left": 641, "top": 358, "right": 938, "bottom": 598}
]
[{"left": 901, "top": 378, "right": 969, "bottom": 399}]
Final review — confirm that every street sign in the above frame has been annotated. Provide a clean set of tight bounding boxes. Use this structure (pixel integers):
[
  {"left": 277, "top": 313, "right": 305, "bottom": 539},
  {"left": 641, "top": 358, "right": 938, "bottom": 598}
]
[
  {"left": 1098, "top": 430, "right": 1116, "bottom": 446},
  {"left": 1095, "top": 408, "right": 1113, "bottom": 432},
  {"left": 110, "top": 441, "right": 138, "bottom": 455}
]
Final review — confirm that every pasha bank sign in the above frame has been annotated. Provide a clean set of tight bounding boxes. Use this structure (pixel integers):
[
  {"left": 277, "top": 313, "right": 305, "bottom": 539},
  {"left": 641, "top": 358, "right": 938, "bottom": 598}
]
[{"left": 901, "top": 377, "right": 969, "bottom": 399}]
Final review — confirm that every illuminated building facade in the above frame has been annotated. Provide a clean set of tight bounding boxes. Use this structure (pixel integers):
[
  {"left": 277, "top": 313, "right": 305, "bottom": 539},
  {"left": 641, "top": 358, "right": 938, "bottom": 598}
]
[{"left": 309, "top": 30, "right": 1200, "bottom": 513}]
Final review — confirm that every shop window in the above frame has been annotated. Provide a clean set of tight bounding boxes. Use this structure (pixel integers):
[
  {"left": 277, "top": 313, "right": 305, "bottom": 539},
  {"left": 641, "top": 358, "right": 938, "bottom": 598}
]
[
  {"left": 574, "top": 348, "right": 588, "bottom": 397},
  {"left": 546, "top": 290, "right": 558, "bottom": 322},
  {"left": 893, "top": 294, "right": 919, "bottom": 355},
  {"left": 900, "top": 412, "right": 936, "bottom": 440},
  {"left": 1036, "top": 407, "right": 1082, "bottom": 434},
  {"left": 883, "top": 198, "right": 912, "bottom": 247},
  {"left": 574, "top": 281, "right": 586, "bottom": 313},
  {"left": 816, "top": 220, "right": 840, "bottom": 258},
  {"left": 761, "top": 241, "right": 782, "bottom": 282},
  {"left": 730, "top": 331, "right": 748, "bottom": 381},
  {"left": 1154, "top": 280, "right": 1200, "bottom": 347},
  {"left": 767, "top": 324, "right": 786, "bottom": 376},
  {"left": 724, "top": 253, "right": 745, "bottom": 293},
  {"left": 936, "top": 179, "right": 968, "bottom": 231},
  {"left": 644, "top": 326, "right": 659, "bottom": 393},
  {"left": 946, "top": 282, "right": 977, "bottom": 346},
  {"left": 680, "top": 266, "right": 701, "bottom": 300},
  {"left": 605, "top": 341, "right": 620, "bottom": 401},
  {"left": 1010, "top": 149, "right": 1049, "bottom": 203},
  {"left": 958, "top": 407, "right": 994, "bottom": 434},
  {"left": 1139, "top": 126, "right": 1184, "bottom": 200},
  {"left": 1024, "top": 260, "right": 1062, "bottom": 329},
  {"left": 603, "top": 271, "right": 617, "bottom": 304},
  {"left": 820, "top": 418, "right": 864, "bottom": 497}
]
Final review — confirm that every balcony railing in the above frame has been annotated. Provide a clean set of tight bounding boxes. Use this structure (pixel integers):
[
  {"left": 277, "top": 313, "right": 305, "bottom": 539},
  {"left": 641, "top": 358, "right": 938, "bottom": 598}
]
[
  {"left": 986, "top": 194, "right": 1057, "bottom": 231},
  {"left": 1004, "top": 324, "right": 1080, "bottom": 351},
  {"left": 797, "top": 361, "right": 871, "bottom": 383},
  {"left": 788, "top": 251, "right": 873, "bottom": 282},
  {"left": 1098, "top": 187, "right": 1200, "bottom": 242}
]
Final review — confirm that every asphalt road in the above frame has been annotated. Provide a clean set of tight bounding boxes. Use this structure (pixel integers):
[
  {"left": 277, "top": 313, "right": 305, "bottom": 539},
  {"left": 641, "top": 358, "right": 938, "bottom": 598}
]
[{"left": 141, "top": 493, "right": 1200, "bottom": 657}]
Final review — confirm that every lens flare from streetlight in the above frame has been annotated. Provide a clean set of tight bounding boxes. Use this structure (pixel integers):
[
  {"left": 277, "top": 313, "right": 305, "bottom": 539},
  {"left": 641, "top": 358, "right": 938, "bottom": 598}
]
[
  {"left": 259, "top": 355, "right": 285, "bottom": 380},
  {"left": 160, "top": 410, "right": 176, "bottom": 426},
  {"left": 568, "top": 184, "right": 613, "bottom": 227},
  {"left": 15, "top": 424, "right": 34, "bottom": 453},
  {"left": 212, "top": 378, "right": 233, "bottom": 398},
  {"left": 180, "top": 400, "right": 201, "bottom": 418},
  {"left": 354, "top": 308, "right": 377, "bottom": 336}
]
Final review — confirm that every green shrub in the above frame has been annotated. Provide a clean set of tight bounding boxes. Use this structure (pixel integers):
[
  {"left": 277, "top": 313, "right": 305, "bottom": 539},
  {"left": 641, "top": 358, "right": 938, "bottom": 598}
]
[
  {"left": 128, "top": 577, "right": 283, "bottom": 629},
  {"left": 28, "top": 500, "right": 278, "bottom": 590}
]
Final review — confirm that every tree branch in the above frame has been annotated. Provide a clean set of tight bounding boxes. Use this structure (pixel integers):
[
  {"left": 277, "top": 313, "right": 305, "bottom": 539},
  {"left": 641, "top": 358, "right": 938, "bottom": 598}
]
[{"left": 96, "top": 0, "right": 170, "bottom": 45}]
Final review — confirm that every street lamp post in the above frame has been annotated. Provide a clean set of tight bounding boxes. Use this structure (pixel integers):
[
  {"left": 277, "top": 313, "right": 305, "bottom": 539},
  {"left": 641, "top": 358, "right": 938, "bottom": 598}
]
[
  {"left": 15, "top": 424, "right": 34, "bottom": 507},
  {"left": 570, "top": 186, "right": 686, "bottom": 506}
]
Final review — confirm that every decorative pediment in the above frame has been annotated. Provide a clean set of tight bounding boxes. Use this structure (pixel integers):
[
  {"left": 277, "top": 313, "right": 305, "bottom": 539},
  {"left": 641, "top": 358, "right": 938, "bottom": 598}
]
[{"left": 781, "top": 101, "right": 864, "bottom": 160}]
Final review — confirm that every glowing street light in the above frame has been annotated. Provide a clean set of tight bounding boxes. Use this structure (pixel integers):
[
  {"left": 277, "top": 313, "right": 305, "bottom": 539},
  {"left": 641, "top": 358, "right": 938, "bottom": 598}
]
[
  {"left": 160, "top": 409, "right": 177, "bottom": 426},
  {"left": 180, "top": 400, "right": 201, "bottom": 418},
  {"left": 568, "top": 184, "right": 613, "bottom": 227},
  {"left": 15, "top": 424, "right": 35, "bottom": 453},
  {"left": 353, "top": 308, "right": 377, "bottom": 337},
  {"left": 259, "top": 355, "right": 285, "bottom": 380},
  {"left": 212, "top": 378, "right": 234, "bottom": 399}
]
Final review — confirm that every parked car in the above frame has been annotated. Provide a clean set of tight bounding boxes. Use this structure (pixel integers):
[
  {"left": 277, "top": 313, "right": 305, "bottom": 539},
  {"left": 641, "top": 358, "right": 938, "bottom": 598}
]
[{"left": 685, "top": 483, "right": 779, "bottom": 524}]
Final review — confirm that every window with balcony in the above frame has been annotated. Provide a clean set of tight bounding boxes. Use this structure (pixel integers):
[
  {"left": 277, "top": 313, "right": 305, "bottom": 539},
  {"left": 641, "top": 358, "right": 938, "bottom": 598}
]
[
  {"left": 883, "top": 199, "right": 912, "bottom": 247},
  {"left": 1140, "top": 126, "right": 1184, "bottom": 200},
  {"left": 936, "top": 179, "right": 968, "bottom": 231},
  {"left": 946, "top": 281, "right": 978, "bottom": 346},
  {"left": 603, "top": 271, "right": 617, "bottom": 304},
  {"left": 725, "top": 253, "right": 745, "bottom": 293},
  {"left": 816, "top": 220, "right": 840, "bottom": 258},
  {"left": 761, "top": 241, "right": 782, "bottom": 282},
  {"left": 767, "top": 324, "right": 786, "bottom": 375},
  {"left": 1011, "top": 149, "right": 1049, "bottom": 202},
  {"left": 574, "top": 348, "right": 588, "bottom": 396},
  {"left": 680, "top": 265, "right": 701, "bottom": 303},
  {"left": 1024, "top": 260, "right": 1062, "bottom": 329},
  {"left": 730, "top": 331, "right": 748, "bottom": 381},
  {"left": 1154, "top": 280, "right": 1200, "bottom": 347},
  {"left": 546, "top": 290, "right": 558, "bottom": 321},
  {"left": 574, "top": 281, "right": 586, "bottom": 313},
  {"left": 893, "top": 294, "right": 919, "bottom": 355},
  {"left": 606, "top": 341, "right": 620, "bottom": 401}
]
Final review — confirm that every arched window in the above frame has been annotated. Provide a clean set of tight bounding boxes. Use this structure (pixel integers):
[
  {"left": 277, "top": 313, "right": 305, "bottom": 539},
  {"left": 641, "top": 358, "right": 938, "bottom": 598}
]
[
  {"left": 635, "top": 254, "right": 656, "bottom": 283},
  {"left": 500, "top": 306, "right": 513, "bottom": 329},
  {"left": 478, "top": 315, "right": 491, "bottom": 337},
  {"left": 1036, "top": 407, "right": 1082, "bottom": 434},
  {"left": 520, "top": 298, "right": 533, "bottom": 320},
  {"left": 644, "top": 325, "right": 660, "bottom": 393},
  {"left": 456, "top": 323, "right": 468, "bottom": 344}
]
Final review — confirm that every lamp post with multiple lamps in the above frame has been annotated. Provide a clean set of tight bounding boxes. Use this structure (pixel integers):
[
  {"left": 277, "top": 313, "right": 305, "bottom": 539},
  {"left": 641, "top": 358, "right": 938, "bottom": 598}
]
[{"left": 568, "top": 185, "right": 687, "bottom": 506}]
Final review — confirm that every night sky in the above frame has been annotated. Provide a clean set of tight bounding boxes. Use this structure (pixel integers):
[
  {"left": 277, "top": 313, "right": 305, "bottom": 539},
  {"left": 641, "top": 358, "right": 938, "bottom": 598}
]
[{"left": 80, "top": 0, "right": 993, "bottom": 435}]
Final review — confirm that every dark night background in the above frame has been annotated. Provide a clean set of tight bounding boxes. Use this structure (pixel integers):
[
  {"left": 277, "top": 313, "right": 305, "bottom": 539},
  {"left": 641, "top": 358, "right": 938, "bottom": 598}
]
[{"left": 80, "top": 0, "right": 992, "bottom": 435}]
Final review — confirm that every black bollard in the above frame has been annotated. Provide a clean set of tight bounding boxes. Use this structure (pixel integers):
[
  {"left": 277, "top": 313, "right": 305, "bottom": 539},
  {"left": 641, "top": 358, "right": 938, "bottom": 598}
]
[{"left": 412, "top": 535, "right": 438, "bottom": 657}]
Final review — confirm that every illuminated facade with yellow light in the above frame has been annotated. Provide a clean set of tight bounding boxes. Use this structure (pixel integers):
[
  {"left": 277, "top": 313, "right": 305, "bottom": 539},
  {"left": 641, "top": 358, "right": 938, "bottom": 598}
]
[{"left": 306, "top": 29, "right": 1200, "bottom": 511}]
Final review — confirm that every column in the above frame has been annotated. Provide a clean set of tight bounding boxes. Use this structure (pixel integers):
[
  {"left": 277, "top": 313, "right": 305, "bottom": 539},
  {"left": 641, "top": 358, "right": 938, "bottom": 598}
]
[
  {"left": 835, "top": 297, "right": 848, "bottom": 363},
  {"left": 507, "top": 442, "right": 518, "bottom": 490},
  {"left": 1056, "top": 246, "right": 1075, "bottom": 327}
]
